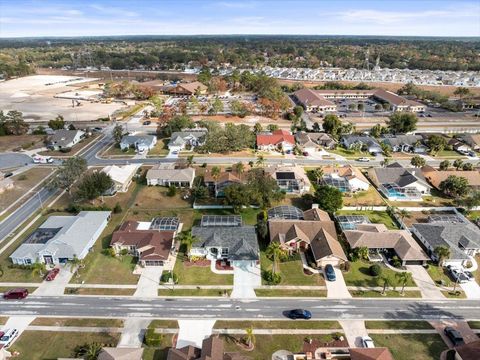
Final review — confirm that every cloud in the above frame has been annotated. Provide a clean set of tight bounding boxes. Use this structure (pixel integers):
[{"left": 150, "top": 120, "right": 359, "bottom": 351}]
[
  {"left": 217, "top": 1, "right": 257, "bottom": 9},
  {"left": 89, "top": 4, "right": 138, "bottom": 17}
]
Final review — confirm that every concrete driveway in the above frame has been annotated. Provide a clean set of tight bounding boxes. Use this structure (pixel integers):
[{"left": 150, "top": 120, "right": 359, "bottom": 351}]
[
  {"left": 177, "top": 320, "right": 216, "bottom": 348},
  {"left": 118, "top": 318, "right": 151, "bottom": 348},
  {"left": 325, "top": 267, "right": 351, "bottom": 299},
  {"left": 406, "top": 265, "right": 445, "bottom": 299},
  {"left": 134, "top": 267, "right": 163, "bottom": 297},
  {"left": 33, "top": 266, "right": 74, "bottom": 296},
  {"left": 231, "top": 261, "right": 261, "bottom": 299},
  {"left": 1, "top": 316, "right": 35, "bottom": 348},
  {"left": 460, "top": 281, "right": 480, "bottom": 299},
  {"left": 339, "top": 320, "right": 369, "bottom": 347}
]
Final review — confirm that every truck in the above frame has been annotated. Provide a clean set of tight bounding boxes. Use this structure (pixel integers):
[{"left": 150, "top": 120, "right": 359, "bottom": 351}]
[{"left": 33, "top": 155, "right": 53, "bottom": 164}]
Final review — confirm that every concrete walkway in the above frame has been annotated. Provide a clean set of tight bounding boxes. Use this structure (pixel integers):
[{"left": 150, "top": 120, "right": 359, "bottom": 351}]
[
  {"left": 33, "top": 266, "right": 74, "bottom": 296},
  {"left": 325, "top": 267, "right": 351, "bottom": 299},
  {"left": 460, "top": 281, "right": 480, "bottom": 299},
  {"left": 406, "top": 265, "right": 445, "bottom": 299},
  {"left": 27, "top": 325, "right": 123, "bottom": 333},
  {"left": 339, "top": 320, "right": 369, "bottom": 348},
  {"left": 177, "top": 320, "right": 216, "bottom": 349},
  {"left": 134, "top": 267, "right": 163, "bottom": 297},
  {"left": 231, "top": 261, "right": 261, "bottom": 299},
  {"left": 117, "top": 318, "right": 151, "bottom": 348}
]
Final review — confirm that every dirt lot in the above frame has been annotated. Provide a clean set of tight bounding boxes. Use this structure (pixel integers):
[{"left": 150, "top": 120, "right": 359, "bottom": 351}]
[
  {"left": 0, "top": 135, "right": 46, "bottom": 152},
  {"left": 0, "top": 167, "right": 53, "bottom": 213},
  {"left": 400, "top": 209, "right": 458, "bottom": 228}
]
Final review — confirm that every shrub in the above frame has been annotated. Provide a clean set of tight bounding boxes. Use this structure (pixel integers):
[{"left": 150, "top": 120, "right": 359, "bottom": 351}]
[
  {"left": 263, "top": 270, "right": 281, "bottom": 285},
  {"left": 17, "top": 174, "right": 27, "bottom": 181},
  {"left": 391, "top": 256, "right": 402, "bottom": 268},
  {"left": 167, "top": 185, "right": 177, "bottom": 197},
  {"left": 113, "top": 202, "right": 122, "bottom": 214},
  {"left": 344, "top": 261, "right": 351, "bottom": 272},
  {"left": 120, "top": 249, "right": 128, "bottom": 256},
  {"left": 102, "top": 248, "right": 116, "bottom": 257},
  {"left": 369, "top": 264, "right": 382, "bottom": 276},
  {"left": 60, "top": 147, "right": 72, "bottom": 153},
  {"left": 160, "top": 272, "right": 178, "bottom": 284}
]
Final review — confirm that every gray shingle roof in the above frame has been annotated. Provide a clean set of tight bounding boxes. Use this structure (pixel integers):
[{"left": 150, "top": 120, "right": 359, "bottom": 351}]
[
  {"left": 373, "top": 164, "right": 429, "bottom": 188},
  {"left": 191, "top": 226, "right": 259, "bottom": 260}
]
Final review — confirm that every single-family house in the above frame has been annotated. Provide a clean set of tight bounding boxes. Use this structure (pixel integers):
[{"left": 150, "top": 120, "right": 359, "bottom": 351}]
[
  {"left": 101, "top": 164, "right": 140, "bottom": 194},
  {"left": 168, "top": 130, "right": 207, "bottom": 152},
  {"left": 98, "top": 347, "right": 144, "bottom": 360},
  {"left": 256, "top": 129, "right": 295, "bottom": 152},
  {"left": 411, "top": 221, "right": 480, "bottom": 266},
  {"left": 111, "top": 220, "right": 177, "bottom": 267},
  {"left": 190, "top": 215, "right": 259, "bottom": 267},
  {"left": 120, "top": 135, "right": 157, "bottom": 153},
  {"left": 422, "top": 165, "right": 480, "bottom": 191},
  {"left": 10, "top": 211, "right": 111, "bottom": 265},
  {"left": 461, "top": 134, "right": 480, "bottom": 151},
  {"left": 165, "top": 81, "right": 208, "bottom": 96},
  {"left": 449, "top": 138, "right": 472, "bottom": 154},
  {"left": 48, "top": 129, "right": 85, "bottom": 151},
  {"left": 348, "top": 348, "right": 395, "bottom": 360},
  {"left": 146, "top": 163, "right": 195, "bottom": 187},
  {"left": 267, "top": 205, "right": 347, "bottom": 268},
  {"left": 265, "top": 165, "right": 311, "bottom": 194},
  {"left": 203, "top": 170, "right": 245, "bottom": 198},
  {"left": 381, "top": 134, "right": 427, "bottom": 153},
  {"left": 341, "top": 135, "right": 382, "bottom": 154},
  {"left": 321, "top": 165, "right": 370, "bottom": 193},
  {"left": 295, "top": 131, "right": 336, "bottom": 152},
  {"left": 0, "top": 171, "right": 13, "bottom": 194},
  {"left": 441, "top": 339, "right": 480, "bottom": 360},
  {"left": 368, "top": 162, "right": 431, "bottom": 201},
  {"left": 344, "top": 223, "right": 429, "bottom": 266},
  {"left": 167, "top": 335, "right": 245, "bottom": 360}
]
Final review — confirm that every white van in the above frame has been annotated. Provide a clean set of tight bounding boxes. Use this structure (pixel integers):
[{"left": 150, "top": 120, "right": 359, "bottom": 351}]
[
  {"left": 33, "top": 155, "right": 53, "bottom": 164},
  {"left": 0, "top": 328, "right": 18, "bottom": 347}
]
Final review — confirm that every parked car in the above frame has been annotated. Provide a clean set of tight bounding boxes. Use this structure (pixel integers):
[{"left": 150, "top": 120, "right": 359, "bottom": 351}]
[
  {"left": 285, "top": 309, "right": 312, "bottom": 320},
  {"left": 361, "top": 336, "right": 375, "bottom": 348},
  {"left": 324, "top": 264, "right": 336, "bottom": 281},
  {"left": 444, "top": 327, "right": 465, "bottom": 346},
  {"left": 303, "top": 152, "right": 309, "bottom": 157},
  {"left": 45, "top": 268, "right": 60, "bottom": 281},
  {"left": 3, "top": 172, "right": 13, "bottom": 178},
  {"left": 464, "top": 271, "right": 475, "bottom": 281},
  {"left": 3, "top": 288, "right": 28, "bottom": 300},
  {"left": 357, "top": 157, "right": 370, "bottom": 162},
  {"left": 143, "top": 120, "right": 151, "bottom": 125},
  {"left": 449, "top": 268, "right": 469, "bottom": 284},
  {"left": 0, "top": 328, "right": 18, "bottom": 348}
]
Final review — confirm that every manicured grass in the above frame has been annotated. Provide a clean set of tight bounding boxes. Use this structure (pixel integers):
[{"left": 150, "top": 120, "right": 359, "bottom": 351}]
[
  {"left": 343, "top": 260, "right": 416, "bottom": 287},
  {"left": 433, "top": 150, "right": 465, "bottom": 158},
  {"left": 343, "top": 187, "right": 386, "bottom": 207},
  {"left": 31, "top": 317, "right": 124, "bottom": 328},
  {"left": 103, "top": 144, "right": 137, "bottom": 156},
  {"left": 441, "top": 290, "right": 467, "bottom": 299},
  {"left": 365, "top": 321, "right": 434, "bottom": 329},
  {"left": 335, "top": 210, "right": 398, "bottom": 229},
  {"left": 214, "top": 320, "right": 340, "bottom": 330},
  {"left": 149, "top": 320, "right": 179, "bottom": 329},
  {"left": 158, "top": 288, "right": 231, "bottom": 297},
  {"left": 369, "top": 334, "right": 448, "bottom": 360},
  {"left": 173, "top": 254, "right": 233, "bottom": 285},
  {"left": 64, "top": 288, "right": 136, "bottom": 296},
  {"left": 329, "top": 147, "right": 373, "bottom": 159},
  {"left": 0, "top": 317, "right": 8, "bottom": 325},
  {"left": 351, "top": 290, "right": 422, "bottom": 298},
  {"left": 260, "top": 252, "right": 325, "bottom": 286},
  {"left": 426, "top": 264, "right": 452, "bottom": 287},
  {"left": 0, "top": 287, "right": 38, "bottom": 293},
  {"left": 467, "top": 321, "right": 480, "bottom": 329},
  {"left": 222, "top": 334, "right": 342, "bottom": 360},
  {"left": 255, "top": 289, "right": 327, "bottom": 297},
  {"left": 9, "top": 331, "right": 120, "bottom": 360},
  {"left": 142, "top": 334, "right": 175, "bottom": 360},
  {"left": 148, "top": 138, "right": 169, "bottom": 156}
]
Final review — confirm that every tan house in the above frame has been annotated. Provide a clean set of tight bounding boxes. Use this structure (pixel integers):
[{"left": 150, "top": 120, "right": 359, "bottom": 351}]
[
  {"left": 268, "top": 206, "right": 347, "bottom": 267},
  {"left": 422, "top": 165, "right": 480, "bottom": 191},
  {"left": 265, "top": 165, "right": 311, "bottom": 194},
  {"left": 146, "top": 163, "right": 195, "bottom": 187},
  {"left": 344, "top": 223, "right": 429, "bottom": 266},
  {"left": 101, "top": 164, "right": 140, "bottom": 193},
  {"left": 166, "top": 81, "right": 208, "bottom": 96},
  {"left": 167, "top": 335, "right": 247, "bottom": 360},
  {"left": 322, "top": 165, "right": 370, "bottom": 192}
]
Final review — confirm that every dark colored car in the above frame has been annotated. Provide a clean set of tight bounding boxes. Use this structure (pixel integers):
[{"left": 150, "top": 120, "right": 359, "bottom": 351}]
[
  {"left": 324, "top": 264, "right": 336, "bottom": 281},
  {"left": 143, "top": 120, "right": 151, "bottom": 125},
  {"left": 3, "top": 288, "right": 28, "bottom": 300},
  {"left": 45, "top": 268, "right": 60, "bottom": 281},
  {"left": 286, "top": 309, "right": 312, "bottom": 320},
  {"left": 3, "top": 172, "right": 13, "bottom": 178},
  {"left": 444, "top": 327, "right": 465, "bottom": 346}
]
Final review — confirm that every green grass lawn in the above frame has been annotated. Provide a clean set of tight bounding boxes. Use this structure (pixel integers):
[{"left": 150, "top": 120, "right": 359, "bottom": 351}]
[
  {"left": 31, "top": 318, "right": 124, "bottom": 327},
  {"left": 149, "top": 320, "right": 179, "bottom": 329},
  {"left": 142, "top": 334, "right": 175, "bottom": 360},
  {"left": 65, "top": 288, "right": 136, "bottom": 295},
  {"left": 441, "top": 290, "right": 466, "bottom": 298},
  {"left": 260, "top": 252, "right": 325, "bottom": 286},
  {"left": 329, "top": 147, "right": 373, "bottom": 159},
  {"left": 343, "top": 187, "right": 386, "bottom": 207},
  {"left": 426, "top": 264, "right": 452, "bottom": 287},
  {"left": 433, "top": 150, "right": 465, "bottom": 158},
  {"left": 369, "top": 334, "right": 447, "bottom": 360},
  {"left": 214, "top": 320, "right": 340, "bottom": 329},
  {"left": 255, "top": 289, "right": 327, "bottom": 297},
  {"left": 173, "top": 252, "right": 233, "bottom": 285},
  {"left": 365, "top": 321, "right": 434, "bottom": 329},
  {"left": 350, "top": 290, "right": 422, "bottom": 298},
  {"left": 467, "top": 321, "right": 480, "bottom": 329},
  {"left": 158, "top": 288, "right": 231, "bottom": 296},
  {"left": 343, "top": 260, "right": 416, "bottom": 287},
  {"left": 10, "top": 331, "right": 120, "bottom": 360},
  {"left": 335, "top": 210, "right": 398, "bottom": 229}
]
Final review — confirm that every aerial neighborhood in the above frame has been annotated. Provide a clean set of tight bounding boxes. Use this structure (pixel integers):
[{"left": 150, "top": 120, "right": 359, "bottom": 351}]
[{"left": 0, "top": 4, "right": 480, "bottom": 360}]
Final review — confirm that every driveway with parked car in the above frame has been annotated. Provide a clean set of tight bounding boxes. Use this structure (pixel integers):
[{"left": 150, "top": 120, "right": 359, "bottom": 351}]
[{"left": 324, "top": 266, "right": 351, "bottom": 299}]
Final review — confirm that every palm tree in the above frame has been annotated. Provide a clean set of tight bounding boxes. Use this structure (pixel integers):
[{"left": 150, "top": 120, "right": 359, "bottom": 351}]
[
  {"left": 255, "top": 155, "right": 265, "bottom": 168},
  {"left": 31, "top": 261, "right": 46, "bottom": 278},
  {"left": 266, "top": 242, "right": 285, "bottom": 274},
  {"left": 233, "top": 162, "right": 245, "bottom": 175},
  {"left": 397, "top": 209, "right": 411, "bottom": 223},
  {"left": 177, "top": 232, "right": 197, "bottom": 256},
  {"left": 211, "top": 166, "right": 221, "bottom": 198},
  {"left": 186, "top": 155, "right": 194, "bottom": 167},
  {"left": 395, "top": 272, "right": 412, "bottom": 295},
  {"left": 434, "top": 246, "right": 451, "bottom": 267},
  {"left": 69, "top": 255, "right": 82, "bottom": 276},
  {"left": 312, "top": 168, "right": 324, "bottom": 185},
  {"left": 75, "top": 342, "right": 102, "bottom": 360},
  {"left": 381, "top": 276, "right": 391, "bottom": 295},
  {"left": 244, "top": 326, "right": 255, "bottom": 347}
]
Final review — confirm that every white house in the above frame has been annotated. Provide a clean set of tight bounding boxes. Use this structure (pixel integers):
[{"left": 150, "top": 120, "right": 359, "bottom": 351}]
[
  {"left": 146, "top": 163, "right": 195, "bottom": 187},
  {"left": 120, "top": 135, "right": 157, "bottom": 154},
  {"left": 168, "top": 130, "right": 207, "bottom": 152},
  {"left": 101, "top": 164, "right": 140, "bottom": 193}
]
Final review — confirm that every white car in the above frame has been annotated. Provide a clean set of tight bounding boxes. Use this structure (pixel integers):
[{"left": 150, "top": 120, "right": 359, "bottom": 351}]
[
  {"left": 0, "top": 328, "right": 18, "bottom": 347},
  {"left": 361, "top": 336, "right": 375, "bottom": 348},
  {"left": 357, "top": 157, "right": 370, "bottom": 162}
]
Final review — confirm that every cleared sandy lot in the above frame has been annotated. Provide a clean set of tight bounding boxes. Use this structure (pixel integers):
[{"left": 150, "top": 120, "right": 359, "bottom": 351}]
[{"left": 0, "top": 75, "right": 126, "bottom": 122}]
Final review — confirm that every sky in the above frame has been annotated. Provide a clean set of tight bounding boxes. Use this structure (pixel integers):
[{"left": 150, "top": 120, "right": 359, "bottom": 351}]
[{"left": 0, "top": 0, "right": 479, "bottom": 38}]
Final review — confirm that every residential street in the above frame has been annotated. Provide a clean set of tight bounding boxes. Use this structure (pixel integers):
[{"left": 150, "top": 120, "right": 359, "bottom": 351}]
[{"left": 1, "top": 297, "right": 479, "bottom": 320}]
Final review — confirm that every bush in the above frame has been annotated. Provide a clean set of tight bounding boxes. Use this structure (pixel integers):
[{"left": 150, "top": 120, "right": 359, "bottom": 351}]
[
  {"left": 17, "top": 174, "right": 27, "bottom": 181},
  {"left": 66, "top": 203, "right": 112, "bottom": 213},
  {"left": 167, "top": 185, "right": 177, "bottom": 197},
  {"left": 344, "top": 261, "right": 351, "bottom": 272},
  {"left": 60, "top": 147, "right": 72, "bottom": 153},
  {"left": 120, "top": 249, "right": 128, "bottom": 256},
  {"left": 369, "top": 264, "right": 382, "bottom": 276},
  {"left": 160, "top": 272, "right": 178, "bottom": 284},
  {"left": 113, "top": 203, "right": 122, "bottom": 214},
  {"left": 263, "top": 270, "right": 281, "bottom": 285},
  {"left": 391, "top": 256, "right": 402, "bottom": 268},
  {"left": 102, "top": 248, "right": 116, "bottom": 257}
]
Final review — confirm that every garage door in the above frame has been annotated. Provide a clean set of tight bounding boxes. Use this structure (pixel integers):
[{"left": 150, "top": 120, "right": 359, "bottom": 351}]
[{"left": 145, "top": 260, "right": 164, "bottom": 266}]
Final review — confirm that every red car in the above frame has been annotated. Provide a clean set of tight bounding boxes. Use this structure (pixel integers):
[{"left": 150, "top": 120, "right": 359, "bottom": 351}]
[
  {"left": 45, "top": 268, "right": 60, "bottom": 281},
  {"left": 3, "top": 288, "right": 28, "bottom": 300}
]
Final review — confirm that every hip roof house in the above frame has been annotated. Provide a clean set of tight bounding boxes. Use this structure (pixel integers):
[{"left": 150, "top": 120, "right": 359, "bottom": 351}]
[{"left": 146, "top": 163, "right": 195, "bottom": 187}]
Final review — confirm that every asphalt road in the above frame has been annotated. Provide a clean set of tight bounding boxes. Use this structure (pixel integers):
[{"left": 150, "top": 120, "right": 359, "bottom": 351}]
[
  {"left": 1, "top": 296, "right": 479, "bottom": 321},
  {"left": 0, "top": 186, "right": 56, "bottom": 243}
]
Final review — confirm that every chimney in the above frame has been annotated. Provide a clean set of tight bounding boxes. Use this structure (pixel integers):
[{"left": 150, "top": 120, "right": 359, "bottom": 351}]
[{"left": 312, "top": 203, "right": 319, "bottom": 209}]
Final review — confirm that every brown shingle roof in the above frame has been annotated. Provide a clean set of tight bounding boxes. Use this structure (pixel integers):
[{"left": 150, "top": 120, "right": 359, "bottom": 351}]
[
  {"left": 454, "top": 339, "right": 480, "bottom": 360},
  {"left": 322, "top": 165, "right": 370, "bottom": 184},
  {"left": 422, "top": 165, "right": 480, "bottom": 189},
  {"left": 294, "top": 88, "right": 336, "bottom": 107},
  {"left": 349, "top": 347, "right": 395, "bottom": 360}
]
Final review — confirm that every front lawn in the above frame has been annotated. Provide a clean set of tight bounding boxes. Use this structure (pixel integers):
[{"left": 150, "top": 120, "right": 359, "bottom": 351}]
[
  {"left": 255, "top": 289, "right": 327, "bottom": 297},
  {"left": 31, "top": 318, "right": 124, "bottom": 328},
  {"left": 350, "top": 290, "right": 422, "bottom": 298},
  {"left": 158, "top": 288, "right": 231, "bottom": 297},
  {"left": 426, "top": 263, "right": 452, "bottom": 287},
  {"left": 9, "top": 331, "right": 120, "bottom": 360},
  {"left": 147, "top": 137, "right": 169, "bottom": 156},
  {"left": 369, "top": 334, "right": 447, "bottom": 360},
  {"left": 328, "top": 147, "right": 373, "bottom": 159},
  {"left": 260, "top": 252, "right": 325, "bottom": 286},
  {"left": 343, "top": 260, "right": 416, "bottom": 287},
  {"left": 173, "top": 252, "right": 233, "bottom": 285},
  {"left": 335, "top": 210, "right": 398, "bottom": 229},
  {"left": 214, "top": 320, "right": 340, "bottom": 329},
  {"left": 142, "top": 334, "right": 175, "bottom": 360},
  {"left": 65, "top": 288, "right": 136, "bottom": 295},
  {"left": 365, "top": 321, "right": 434, "bottom": 329}
]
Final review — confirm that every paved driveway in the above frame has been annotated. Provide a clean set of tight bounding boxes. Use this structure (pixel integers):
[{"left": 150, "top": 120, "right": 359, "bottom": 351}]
[
  {"left": 460, "top": 281, "right": 480, "bottom": 299},
  {"left": 33, "top": 266, "right": 74, "bottom": 296},
  {"left": 406, "top": 265, "right": 445, "bottom": 299},
  {"left": 231, "top": 261, "right": 261, "bottom": 299},
  {"left": 134, "top": 267, "right": 163, "bottom": 297},
  {"left": 177, "top": 320, "right": 216, "bottom": 348},
  {"left": 1, "top": 316, "right": 35, "bottom": 348},
  {"left": 118, "top": 318, "right": 151, "bottom": 348},
  {"left": 339, "top": 320, "right": 369, "bottom": 347},
  {"left": 325, "top": 267, "right": 351, "bottom": 299}
]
